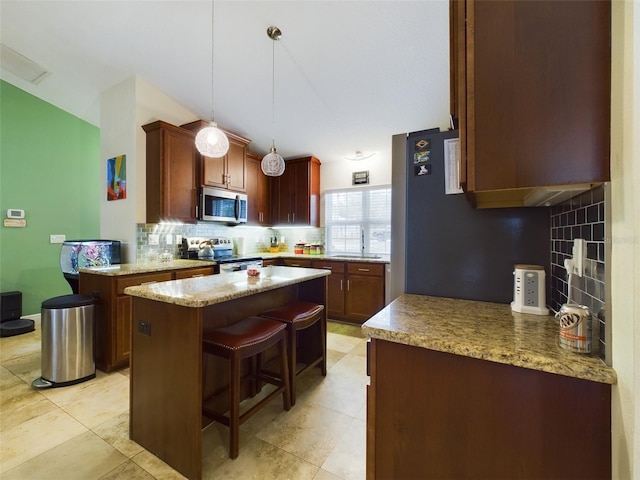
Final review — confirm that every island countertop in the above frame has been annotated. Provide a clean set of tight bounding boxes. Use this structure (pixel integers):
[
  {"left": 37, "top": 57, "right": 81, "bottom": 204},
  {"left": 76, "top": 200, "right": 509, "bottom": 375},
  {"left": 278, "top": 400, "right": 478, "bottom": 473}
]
[
  {"left": 362, "top": 293, "right": 616, "bottom": 384},
  {"left": 124, "top": 265, "right": 330, "bottom": 308}
]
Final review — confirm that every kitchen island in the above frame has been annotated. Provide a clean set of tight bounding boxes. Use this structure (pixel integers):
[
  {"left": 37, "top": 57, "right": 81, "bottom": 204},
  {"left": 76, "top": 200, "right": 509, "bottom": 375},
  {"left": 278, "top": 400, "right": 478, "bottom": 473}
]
[
  {"left": 124, "top": 266, "right": 329, "bottom": 480},
  {"left": 363, "top": 294, "right": 616, "bottom": 480}
]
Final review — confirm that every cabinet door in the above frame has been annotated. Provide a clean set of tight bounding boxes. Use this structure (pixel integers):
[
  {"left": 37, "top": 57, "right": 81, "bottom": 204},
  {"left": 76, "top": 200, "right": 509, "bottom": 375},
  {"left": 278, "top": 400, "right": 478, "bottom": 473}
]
[
  {"left": 115, "top": 295, "right": 132, "bottom": 363},
  {"left": 273, "top": 166, "right": 294, "bottom": 224},
  {"left": 461, "top": 0, "right": 610, "bottom": 193},
  {"left": 346, "top": 274, "right": 385, "bottom": 322},
  {"left": 143, "top": 121, "right": 197, "bottom": 223},
  {"left": 202, "top": 155, "right": 226, "bottom": 188},
  {"left": 246, "top": 153, "right": 271, "bottom": 225},
  {"left": 327, "top": 272, "right": 345, "bottom": 319},
  {"left": 271, "top": 156, "right": 320, "bottom": 226},
  {"left": 226, "top": 139, "right": 246, "bottom": 192}
]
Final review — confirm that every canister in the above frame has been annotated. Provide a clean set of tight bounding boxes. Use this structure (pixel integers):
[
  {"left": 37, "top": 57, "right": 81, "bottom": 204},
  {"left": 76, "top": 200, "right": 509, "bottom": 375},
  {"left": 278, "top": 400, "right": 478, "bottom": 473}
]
[
  {"left": 557, "top": 304, "right": 592, "bottom": 353},
  {"left": 294, "top": 243, "right": 305, "bottom": 254}
]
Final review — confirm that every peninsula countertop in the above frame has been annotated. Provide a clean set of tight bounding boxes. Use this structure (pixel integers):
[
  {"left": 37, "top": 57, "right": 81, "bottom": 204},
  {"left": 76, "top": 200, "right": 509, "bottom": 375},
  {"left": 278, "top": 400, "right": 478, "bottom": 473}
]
[
  {"left": 362, "top": 293, "right": 616, "bottom": 384},
  {"left": 124, "top": 265, "right": 330, "bottom": 308}
]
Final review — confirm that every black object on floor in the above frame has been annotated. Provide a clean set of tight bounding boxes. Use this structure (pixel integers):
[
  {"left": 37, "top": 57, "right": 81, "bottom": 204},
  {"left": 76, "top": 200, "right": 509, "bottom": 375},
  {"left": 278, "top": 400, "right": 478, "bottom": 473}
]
[{"left": 0, "top": 318, "right": 35, "bottom": 337}]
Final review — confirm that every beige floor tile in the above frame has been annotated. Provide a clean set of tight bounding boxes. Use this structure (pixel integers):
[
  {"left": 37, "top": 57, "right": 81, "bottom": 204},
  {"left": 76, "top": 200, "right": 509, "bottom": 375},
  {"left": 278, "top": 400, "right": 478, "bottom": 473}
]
[
  {"left": 313, "top": 469, "right": 344, "bottom": 480},
  {"left": 322, "top": 418, "right": 366, "bottom": 480},
  {"left": 2, "top": 350, "right": 41, "bottom": 386},
  {"left": 2, "top": 430, "right": 128, "bottom": 480},
  {"left": 40, "top": 371, "right": 130, "bottom": 428},
  {"left": 93, "top": 412, "right": 145, "bottom": 459},
  {"left": 0, "top": 379, "right": 59, "bottom": 431},
  {"left": 326, "top": 322, "right": 366, "bottom": 339},
  {"left": 298, "top": 369, "right": 366, "bottom": 418},
  {"left": 0, "top": 326, "right": 40, "bottom": 364},
  {"left": 205, "top": 435, "right": 318, "bottom": 480},
  {"left": 98, "top": 459, "right": 156, "bottom": 480},
  {"left": 327, "top": 332, "right": 363, "bottom": 354},
  {"left": 0, "top": 408, "right": 88, "bottom": 473},
  {"left": 254, "top": 401, "right": 353, "bottom": 467}
]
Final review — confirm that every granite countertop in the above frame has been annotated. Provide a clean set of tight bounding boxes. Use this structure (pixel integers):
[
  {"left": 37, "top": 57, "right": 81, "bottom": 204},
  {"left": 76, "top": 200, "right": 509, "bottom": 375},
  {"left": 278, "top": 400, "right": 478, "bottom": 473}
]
[
  {"left": 78, "top": 259, "right": 216, "bottom": 276},
  {"left": 362, "top": 293, "right": 616, "bottom": 385},
  {"left": 124, "top": 265, "right": 330, "bottom": 308},
  {"left": 258, "top": 252, "right": 390, "bottom": 264}
]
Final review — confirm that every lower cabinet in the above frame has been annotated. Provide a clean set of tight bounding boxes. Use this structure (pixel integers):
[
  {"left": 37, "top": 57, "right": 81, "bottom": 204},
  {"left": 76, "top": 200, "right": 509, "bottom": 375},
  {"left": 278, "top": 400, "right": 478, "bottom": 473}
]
[
  {"left": 80, "top": 266, "right": 214, "bottom": 372},
  {"left": 312, "top": 260, "right": 385, "bottom": 324},
  {"left": 367, "top": 339, "right": 612, "bottom": 479}
]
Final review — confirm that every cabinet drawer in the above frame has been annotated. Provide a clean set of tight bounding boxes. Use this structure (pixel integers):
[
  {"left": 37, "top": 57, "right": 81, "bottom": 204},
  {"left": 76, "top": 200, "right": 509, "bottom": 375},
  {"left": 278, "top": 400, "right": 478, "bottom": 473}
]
[
  {"left": 117, "top": 272, "right": 172, "bottom": 294},
  {"left": 282, "top": 258, "right": 312, "bottom": 268},
  {"left": 174, "top": 267, "right": 214, "bottom": 279},
  {"left": 312, "top": 260, "right": 345, "bottom": 273},
  {"left": 347, "top": 262, "right": 384, "bottom": 277}
]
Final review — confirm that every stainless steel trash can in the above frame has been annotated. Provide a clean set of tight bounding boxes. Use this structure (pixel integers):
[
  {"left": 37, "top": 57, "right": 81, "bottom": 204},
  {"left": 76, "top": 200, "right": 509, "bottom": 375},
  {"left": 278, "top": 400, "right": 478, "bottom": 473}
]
[{"left": 32, "top": 294, "right": 96, "bottom": 388}]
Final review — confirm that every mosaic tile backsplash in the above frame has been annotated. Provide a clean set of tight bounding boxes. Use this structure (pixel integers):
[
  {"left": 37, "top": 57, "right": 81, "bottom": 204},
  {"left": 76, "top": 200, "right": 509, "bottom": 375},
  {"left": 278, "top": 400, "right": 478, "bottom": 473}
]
[{"left": 549, "top": 185, "right": 607, "bottom": 361}]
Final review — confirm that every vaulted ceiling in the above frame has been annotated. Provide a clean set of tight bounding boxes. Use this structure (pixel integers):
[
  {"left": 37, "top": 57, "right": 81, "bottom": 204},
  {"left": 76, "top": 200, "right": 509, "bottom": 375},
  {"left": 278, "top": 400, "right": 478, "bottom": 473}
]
[{"left": 1, "top": 1, "right": 451, "bottom": 164}]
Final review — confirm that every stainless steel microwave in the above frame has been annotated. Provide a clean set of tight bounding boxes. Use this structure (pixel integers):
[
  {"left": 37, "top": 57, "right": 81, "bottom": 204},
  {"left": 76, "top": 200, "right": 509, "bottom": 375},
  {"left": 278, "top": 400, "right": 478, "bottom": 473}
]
[{"left": 198, "top": 187, "right": 247, "bottom": 224}]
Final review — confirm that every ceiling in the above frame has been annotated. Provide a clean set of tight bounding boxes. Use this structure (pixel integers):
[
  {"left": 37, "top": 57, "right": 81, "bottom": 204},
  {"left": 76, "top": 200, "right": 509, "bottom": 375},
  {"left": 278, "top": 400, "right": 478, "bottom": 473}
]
[{"left": 0, "top": 1, "right": 451, "bottom": 164}]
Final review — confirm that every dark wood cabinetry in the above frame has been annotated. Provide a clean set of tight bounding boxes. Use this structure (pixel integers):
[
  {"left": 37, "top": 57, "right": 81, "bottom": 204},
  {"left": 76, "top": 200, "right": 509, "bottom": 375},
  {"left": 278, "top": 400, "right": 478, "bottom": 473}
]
[
  {"left": 271, "top": 156, "right": 321, "bottom": 226},
  {"left": 312, "top": 260, "right": 385, "bottom": 324},
  {"left": 181, "top": 120, "right": 250, "bottom": 192},
  {"left": 367, "top": 338, "right": 611, "bottom": 479},
  {"left": 143, "top": 121, "right": 198, "bottom": 223},
  {"left": 80, "top": 265, "right": 214, "bottom": 372},
  {"left": 246, "top": 152, "right": 271, "bottom": 225},
  {"left": 451, "top": 0, "right": 611, "bottom": 208}
]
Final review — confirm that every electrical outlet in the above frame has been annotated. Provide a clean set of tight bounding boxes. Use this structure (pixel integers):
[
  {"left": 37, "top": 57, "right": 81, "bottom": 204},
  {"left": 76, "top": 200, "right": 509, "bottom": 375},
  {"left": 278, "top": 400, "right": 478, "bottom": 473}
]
[
  {"left": 166, "top": 234, "right": 173, "bottom": 245},
  {"left": 50, "top": 234, "right": 66, "bottom": 244},
  {"left": 176, "top": 234, "right": 183, "bottom": 245},
  {"left": 148, "top": 234, "right": 159, "bottom": 245}
]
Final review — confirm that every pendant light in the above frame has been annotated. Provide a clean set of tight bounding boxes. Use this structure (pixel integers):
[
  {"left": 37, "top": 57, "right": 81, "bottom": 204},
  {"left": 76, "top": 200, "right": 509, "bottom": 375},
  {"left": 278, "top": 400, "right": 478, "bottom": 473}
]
[
  {"left": 261, "top": 26, "right": 286, "bottom": 177},
  {"left": 195, "top": 0, "right": 229, "bottom": 158}
]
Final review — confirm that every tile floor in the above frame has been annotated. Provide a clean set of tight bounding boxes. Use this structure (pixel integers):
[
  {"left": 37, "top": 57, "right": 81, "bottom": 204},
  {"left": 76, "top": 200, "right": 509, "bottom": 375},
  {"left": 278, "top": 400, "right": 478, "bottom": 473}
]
[{"left": 0, "top": 317, "right": 368, "bottom": 479}]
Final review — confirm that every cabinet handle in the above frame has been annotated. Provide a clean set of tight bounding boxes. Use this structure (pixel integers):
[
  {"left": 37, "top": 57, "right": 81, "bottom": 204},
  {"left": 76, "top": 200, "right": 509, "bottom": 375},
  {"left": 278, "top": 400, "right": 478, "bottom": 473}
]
[
  {"left": 290, "top": 263, "right": 301, "bottom": 267},
  {"left": 191, "top": 274, "right": 205, "bottom": 278},
  {"left": 292, "top": 213, "right": 295, "bottom": 222},
  {"left": 340, "top": 279, "right": 343, "bottom": 291},
  {"left": 347, "top": 280, "right": 350, "bottom": 291},
  {"left": 358, "top": 268, "right": 370, "bottom": 272},
  {"left": 227, "top": 175, "right": 231, "bottom": 185}
]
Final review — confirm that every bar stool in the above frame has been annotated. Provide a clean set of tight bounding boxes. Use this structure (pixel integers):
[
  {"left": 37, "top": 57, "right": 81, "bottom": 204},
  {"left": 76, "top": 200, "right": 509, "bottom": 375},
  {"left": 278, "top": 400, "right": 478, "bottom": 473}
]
[
  {"left": 259, "top": 301, "right": 326, "bottom": 405},
  {"left": 202, "top": 316, "right": 291, "bottom": 459}
]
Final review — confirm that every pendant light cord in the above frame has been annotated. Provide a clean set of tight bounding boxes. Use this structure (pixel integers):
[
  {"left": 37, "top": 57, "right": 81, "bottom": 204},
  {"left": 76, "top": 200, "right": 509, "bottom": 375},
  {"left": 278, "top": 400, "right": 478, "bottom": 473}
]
[
  {"left": 271, "top": 37, "right": 276, "bottom": 149},
  {"left": 210, "top": 0, "right": 216, "bottom": 123}
]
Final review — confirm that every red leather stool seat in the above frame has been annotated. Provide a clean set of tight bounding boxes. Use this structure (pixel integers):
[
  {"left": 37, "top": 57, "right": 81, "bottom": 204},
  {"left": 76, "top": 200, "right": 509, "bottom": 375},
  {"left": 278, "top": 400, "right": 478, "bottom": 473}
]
[
  {"left": 202, "top": 316, "right": 291, "bottom": 459},
  {"left": 260, "top": 301, "right": 326, "bottom": 405}
]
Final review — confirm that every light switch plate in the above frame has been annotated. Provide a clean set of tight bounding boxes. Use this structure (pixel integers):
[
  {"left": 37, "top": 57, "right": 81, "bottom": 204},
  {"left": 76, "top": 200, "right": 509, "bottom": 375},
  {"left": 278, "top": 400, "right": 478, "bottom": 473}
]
[{"left": 50, "top": 234, "right": 66, "bottom": 244}]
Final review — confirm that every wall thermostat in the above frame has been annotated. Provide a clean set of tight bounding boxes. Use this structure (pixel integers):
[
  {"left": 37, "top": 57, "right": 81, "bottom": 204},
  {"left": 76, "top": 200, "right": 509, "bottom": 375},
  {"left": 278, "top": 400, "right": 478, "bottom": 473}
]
[{"left": 7, "top": 209, "right": 25, "bottom": 219}]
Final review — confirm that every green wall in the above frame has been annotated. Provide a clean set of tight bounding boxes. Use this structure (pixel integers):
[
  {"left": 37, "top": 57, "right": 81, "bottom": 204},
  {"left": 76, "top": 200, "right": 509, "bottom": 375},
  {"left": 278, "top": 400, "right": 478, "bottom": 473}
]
[{"left": 0, "top": 80, "right": 101, "bottom": 315}]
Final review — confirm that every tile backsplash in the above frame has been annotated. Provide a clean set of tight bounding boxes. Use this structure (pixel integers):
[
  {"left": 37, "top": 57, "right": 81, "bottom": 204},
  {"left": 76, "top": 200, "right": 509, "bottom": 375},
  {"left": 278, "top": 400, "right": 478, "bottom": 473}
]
[{"left": 549, "top": 185, "right": 609, "bottom": 363}]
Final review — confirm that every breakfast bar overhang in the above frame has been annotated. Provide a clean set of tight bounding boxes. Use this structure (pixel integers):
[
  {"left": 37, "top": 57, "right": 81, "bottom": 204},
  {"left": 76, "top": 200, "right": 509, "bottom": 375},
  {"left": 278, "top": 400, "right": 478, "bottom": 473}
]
[{"left": 124, "top": 266, "right": 330, "bottom": 480}]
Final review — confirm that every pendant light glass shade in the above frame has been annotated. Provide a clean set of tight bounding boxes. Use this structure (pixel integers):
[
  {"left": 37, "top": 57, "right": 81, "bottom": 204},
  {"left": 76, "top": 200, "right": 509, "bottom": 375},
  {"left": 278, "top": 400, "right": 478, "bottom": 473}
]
[
  {"left": 261, "top": 26, "right": 286, "bottom": 177},
  {"left": 197, "top": 0, "right": 229, "bottom": 157},
  {"left": 195, "top": 121, "right": 229, "bottom": 157},
  {"left": 261, "top": 147, "right": 285, "bottom": 176}
]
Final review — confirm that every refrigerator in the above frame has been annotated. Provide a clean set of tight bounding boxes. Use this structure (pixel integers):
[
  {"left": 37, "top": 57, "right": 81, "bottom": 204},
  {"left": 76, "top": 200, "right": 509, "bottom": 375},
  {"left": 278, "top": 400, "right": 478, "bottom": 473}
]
[{"left": 392, "top": 128, "right": 549, "bottom": 304}]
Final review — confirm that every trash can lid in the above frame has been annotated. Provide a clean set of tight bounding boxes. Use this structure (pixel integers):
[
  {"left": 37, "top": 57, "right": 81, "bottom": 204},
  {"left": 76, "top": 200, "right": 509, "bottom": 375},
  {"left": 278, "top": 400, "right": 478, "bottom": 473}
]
[{"left": 42, "top": 294, "right": 95, "bottom": 309}]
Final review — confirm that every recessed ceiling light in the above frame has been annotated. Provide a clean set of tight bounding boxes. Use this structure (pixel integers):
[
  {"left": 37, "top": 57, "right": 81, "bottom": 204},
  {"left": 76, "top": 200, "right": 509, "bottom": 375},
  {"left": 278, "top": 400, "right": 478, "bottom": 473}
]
[
  {"left": 0, "top": 44, "right": 51, "bottom": 85},
  {"left": 345, "top": 151, "right": 376, "bottom": 161}
]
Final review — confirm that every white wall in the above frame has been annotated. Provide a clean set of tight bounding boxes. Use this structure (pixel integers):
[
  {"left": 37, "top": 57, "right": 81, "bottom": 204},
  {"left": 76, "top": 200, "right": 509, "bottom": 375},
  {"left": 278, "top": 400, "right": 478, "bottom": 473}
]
[
  {"left": 610, "top": 2, "right": 639, "bottom": 478},
  {"left": 99, "top": 76, "right": 199, "bottom": 262}
]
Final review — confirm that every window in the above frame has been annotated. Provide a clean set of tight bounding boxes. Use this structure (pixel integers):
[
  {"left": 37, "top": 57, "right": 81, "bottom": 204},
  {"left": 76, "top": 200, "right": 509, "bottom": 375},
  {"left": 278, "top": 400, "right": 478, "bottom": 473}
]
[{"left": 324, "top": 186, "right": 392, "bottom": 256}]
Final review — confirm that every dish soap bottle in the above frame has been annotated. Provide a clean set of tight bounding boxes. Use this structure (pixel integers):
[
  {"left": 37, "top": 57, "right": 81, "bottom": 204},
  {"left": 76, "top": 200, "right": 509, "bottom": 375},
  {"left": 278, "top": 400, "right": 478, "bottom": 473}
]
[{"left": 279, "top": 236, "right": 287, "bottom": 252}]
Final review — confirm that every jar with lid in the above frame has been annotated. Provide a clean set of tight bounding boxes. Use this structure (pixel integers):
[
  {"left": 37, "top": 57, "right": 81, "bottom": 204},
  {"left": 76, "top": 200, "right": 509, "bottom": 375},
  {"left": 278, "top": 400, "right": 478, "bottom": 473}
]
[
  {"left": 294, "top": 243, "right": 305, "bottom": 254},
  {"left": 303, "top": 244, "right": 311, "bottom": 255}
]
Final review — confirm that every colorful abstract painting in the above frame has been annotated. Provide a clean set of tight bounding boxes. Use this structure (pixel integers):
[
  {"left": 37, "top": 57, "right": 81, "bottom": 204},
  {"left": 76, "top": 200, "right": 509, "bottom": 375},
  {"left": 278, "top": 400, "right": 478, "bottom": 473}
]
[{"left": 107, "top": 155, "right": 126, "bottom": 201}]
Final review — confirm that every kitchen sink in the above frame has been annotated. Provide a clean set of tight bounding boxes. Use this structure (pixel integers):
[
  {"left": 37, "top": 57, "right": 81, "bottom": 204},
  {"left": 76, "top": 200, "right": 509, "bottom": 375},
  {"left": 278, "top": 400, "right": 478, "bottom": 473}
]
[{"left": 331, "top": 254, "right": 381, "bottom": 259}]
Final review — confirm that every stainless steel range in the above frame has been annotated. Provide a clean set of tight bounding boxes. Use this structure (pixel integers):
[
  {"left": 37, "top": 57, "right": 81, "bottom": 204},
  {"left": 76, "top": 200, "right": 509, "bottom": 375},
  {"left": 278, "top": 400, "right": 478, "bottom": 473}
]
[{"left": 181, "top": 237, "right": 262, "bottom": 273}]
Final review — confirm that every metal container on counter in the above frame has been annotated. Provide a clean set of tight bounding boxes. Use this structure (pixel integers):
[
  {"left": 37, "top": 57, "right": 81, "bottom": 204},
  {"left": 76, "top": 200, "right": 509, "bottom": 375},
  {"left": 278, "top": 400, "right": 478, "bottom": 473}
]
[{"left": 557, "top": 303, "right": 592, "bottom": 353}]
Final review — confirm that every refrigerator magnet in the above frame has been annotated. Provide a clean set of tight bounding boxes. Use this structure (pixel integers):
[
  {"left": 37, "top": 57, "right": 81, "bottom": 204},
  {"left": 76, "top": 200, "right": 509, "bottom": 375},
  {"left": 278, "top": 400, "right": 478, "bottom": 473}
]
[
  {"left": 414, "top": 139, "right": 430, "bottom": 150},
  {"left": 415, "top": 164, "right": 431, "bottom": 176},
  {"left": 413, "top": 151, "right": 431, "bottom": 163}
]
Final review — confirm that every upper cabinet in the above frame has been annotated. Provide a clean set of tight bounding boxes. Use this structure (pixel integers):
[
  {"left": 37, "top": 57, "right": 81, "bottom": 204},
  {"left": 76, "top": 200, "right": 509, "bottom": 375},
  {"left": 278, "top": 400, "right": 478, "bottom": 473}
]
[
  {"left": 246, "top": 152, "right": 271, "bottom": 226},
  {"left": 181, "top": 120, "right": 250, "bottom": 193},
  {"left": 271, "top": 156, "right": 321, "bottom": 227},
  {"left": 142, "top": 121, "right": 198, "bottom": 223},
  {"left": 451, "top": 0, "right": 611, "bottom": 208}
]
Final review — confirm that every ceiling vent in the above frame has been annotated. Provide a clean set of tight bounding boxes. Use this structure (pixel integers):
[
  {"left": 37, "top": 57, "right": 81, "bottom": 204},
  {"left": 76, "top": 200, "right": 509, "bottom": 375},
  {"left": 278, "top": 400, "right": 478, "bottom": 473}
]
[{"left": 1, "top": 44, "right": 51, "bottom": 84}]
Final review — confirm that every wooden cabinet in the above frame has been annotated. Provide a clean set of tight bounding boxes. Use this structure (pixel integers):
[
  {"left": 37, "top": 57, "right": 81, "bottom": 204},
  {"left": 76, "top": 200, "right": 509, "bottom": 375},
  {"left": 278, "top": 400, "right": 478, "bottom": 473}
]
[
  {"left": 282, "top": 258, "right": 312, "bottom": 268},
  {"left": 451, "top": 0, "right": 611, "bottom": 208},
  {"left": 181, "top": 120, "right": 250, "bottom": 192},
  {"left": 246, "top": 152, "right": 271, "bottom": 225},
  {"left": 143, "top": 121, "right": 198, "bottom": 223},
  {"left": 271, "top": 156, "right": 321, "bottom": 226},
  {"left": 367, "top": 338, "right": 611, "bottom": 479},
  {"left": 262, "top": 258, "right": 281, "bottom": 267},
  {"left": 312, "top": 260, "right": 385, "bottom": 324},
  {"left": 79, "top": 265, "right": 214, "bottom": 372}
]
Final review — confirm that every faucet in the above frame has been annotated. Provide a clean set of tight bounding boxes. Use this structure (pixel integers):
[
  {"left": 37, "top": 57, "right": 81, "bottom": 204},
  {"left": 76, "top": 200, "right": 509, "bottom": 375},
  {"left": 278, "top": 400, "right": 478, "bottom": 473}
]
[{"left": 361, "top": 228, "right": 365, "bottom": 257}]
